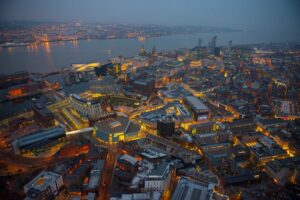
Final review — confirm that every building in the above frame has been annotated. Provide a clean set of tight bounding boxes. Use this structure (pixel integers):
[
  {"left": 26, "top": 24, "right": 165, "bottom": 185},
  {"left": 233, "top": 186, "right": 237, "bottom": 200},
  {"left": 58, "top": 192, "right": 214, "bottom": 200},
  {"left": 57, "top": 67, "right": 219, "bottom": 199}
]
[
  {"left": 140, "top": 101, "right": 191, "bottom": 129},
  {"left": 265, "top": 157, "right": 300, "bottom": 185},
  {"left": 184, "top": 96, "right": 211, "bottom": 121},
  {"left": 0, "top": 71, "right": 30, "bottom": 89},
  {"left": 133, "top": 78, "right": 155, "bottom": 96},
  {"left": 117, "top": 154, "right": 139, "bottom": 173},
  {"left": 139, "top": 134, "right": 201, "bottom": 165},
  {"left": 89, "top": 76, "right": 122, "bottom": 95},
  {"left": 85, "top": 193, "right": 97, "bottom": 200},
  {"left": 69, "top": 94, "right": 115, "bottom": 121},
  {"left": 229, "top": 118, "right": 256, "bottom": 134},
  {"left": 110, "top": 192, "right": 161, "bottom": 200},
  {"left": 197, "top": 38, "right": 202, "bottom": 47},
  {"left": 88, "top": 160, "right": 105, "bottom": 191},
  {"left": 228, "top": 40, "right": 232, "bottom": 51},
  {"left": 193, "top": 131, "right": 232, "bottom": 159},
  {"left": 256, "top": 118, "right": 288, "bottom": 130},
  {"left": 172, "top": 177, "right": 228, "bottom": 200},
  {"left": 94, "top": 115, "right": 140, "bottom": 143},
  {"left": 249, "top": 137, "right": 286, "bottom": 165},
  {"left": 190, "top": 121, "right": 215, "bottom": 135},
  {"left": 208, "top": 36, "right": 217, "bottom": 54},
  {"left": 94, "top": 63, "right": 113, "bottom": 77},
  {"left": 24, "top": 171, "right": 63, "bottom": 200},
  {"left": 13, "top": 126, "right": 66, "bottom": 154},
  {"left": 65, "top": 162, "right": 90, "bottom": 190},
  {"left": 33, "top": 103, "right": 55, "bottom": 127},
  {"left": 144, "top": 161, "right": 171, "bottom": 192},
  {"left": 157, "top": 118, "right": 175, "bottom": 137}
]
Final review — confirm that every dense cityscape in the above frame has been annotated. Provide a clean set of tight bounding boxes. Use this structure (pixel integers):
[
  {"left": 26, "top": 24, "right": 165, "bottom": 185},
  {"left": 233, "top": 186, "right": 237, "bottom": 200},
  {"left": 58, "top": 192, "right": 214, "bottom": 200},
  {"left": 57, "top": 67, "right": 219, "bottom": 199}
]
[{"left": 1, "top": 1, "right": 300, "bottom": 200}]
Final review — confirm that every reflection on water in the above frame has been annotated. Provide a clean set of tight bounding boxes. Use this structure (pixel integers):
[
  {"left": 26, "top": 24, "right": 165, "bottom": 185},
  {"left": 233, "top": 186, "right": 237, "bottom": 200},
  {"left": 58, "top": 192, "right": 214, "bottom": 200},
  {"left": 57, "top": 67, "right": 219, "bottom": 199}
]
[
  {"left": 27, "top": 44, "right": 39, "bottom": 53},
  {"left": 71, "top": 40, "right": 78, "bottom": 48},
  {"left": 43, "top": 41, "right": 51, "bottom": 53},
  {"left": 1, "top": 31, "right": 300, "bottom": 74},
  {"left": 7, "top": 47, "right": 13, "bottom": 54},
  {"left": 58, "top": 41, "right": 65, "bottom": 46}
]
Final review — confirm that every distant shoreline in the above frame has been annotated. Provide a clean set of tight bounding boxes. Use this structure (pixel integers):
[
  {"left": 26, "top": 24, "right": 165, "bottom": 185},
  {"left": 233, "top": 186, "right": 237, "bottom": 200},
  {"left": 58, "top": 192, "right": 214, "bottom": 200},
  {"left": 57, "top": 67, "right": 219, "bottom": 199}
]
[{"left": 0, "top": 30, "right": 243, "bottom": 48}]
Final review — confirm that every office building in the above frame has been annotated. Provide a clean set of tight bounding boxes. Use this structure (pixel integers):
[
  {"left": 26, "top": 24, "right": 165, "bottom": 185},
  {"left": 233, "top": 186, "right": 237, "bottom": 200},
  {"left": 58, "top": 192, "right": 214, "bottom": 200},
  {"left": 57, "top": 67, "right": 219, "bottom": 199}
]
[
  {"left": 133, "top": 78, "right": 155, "bottom": 96},
  {"left": 144, "top": 161, "right": 171, "bottom": 192},
  {"left": 172, "top": 177, "right": 228, "bottom": 200},
  {"left": 157, "top": 118, "right": 175, "bottom": 137},
  {"left": 89, "top": 76, "right": 122, "bottom": 95},
  {"left": 69, "top": 94, "right": 115, "bottom": 121},
  {"left": 88, "top": 160, "right": 105, "bottom": 191},
  {"left": 184, "top": 96, "right": 211, "bottom": 121},
  {"left": 228, "top": 40, "right": 232, "bottom": 51},
  {"left": 197, "top": 38, "right": 202, "bottom": 47},
  {"left": 117, "top": 154, "right": 139, "bottom": 173},
  {"left": 193, "top": 131, "right": 232, "bottom": 159},
  {"left": 24, "top": 171, "right": 63, "bottom": 200},
  {"left": 208, "top": 36, "right": 217, "bottom": 54},
  {"left": 265, "top": 157, "right": 300, "bottom": 185},
  {"left": 0, "top": 71, "right": 30, "bottom": 89}
]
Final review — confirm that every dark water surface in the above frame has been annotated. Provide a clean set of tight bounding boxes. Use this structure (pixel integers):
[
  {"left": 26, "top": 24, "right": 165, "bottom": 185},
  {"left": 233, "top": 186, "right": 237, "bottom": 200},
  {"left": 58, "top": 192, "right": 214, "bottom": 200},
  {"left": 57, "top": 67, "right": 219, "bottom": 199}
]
[{"left": 1, "top": 30, "right": 299, "bottom": 74}]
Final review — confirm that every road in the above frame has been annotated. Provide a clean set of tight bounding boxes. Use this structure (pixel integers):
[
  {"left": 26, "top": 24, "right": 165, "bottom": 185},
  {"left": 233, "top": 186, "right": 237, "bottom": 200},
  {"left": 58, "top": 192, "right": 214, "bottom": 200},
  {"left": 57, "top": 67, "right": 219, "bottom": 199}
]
[
  {"left": 0, "top": 149, "right": 80, "bottom": 176},
  {"left": 98, "top": 144, "right": 118, "bottom": 200}
]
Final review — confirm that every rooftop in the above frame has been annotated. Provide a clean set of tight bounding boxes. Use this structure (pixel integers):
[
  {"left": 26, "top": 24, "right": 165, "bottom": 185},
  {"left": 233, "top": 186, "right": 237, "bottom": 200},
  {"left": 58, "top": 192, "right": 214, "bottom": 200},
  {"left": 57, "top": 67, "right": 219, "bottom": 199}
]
[
  {"left": 148, "top": 161, "right": 170, "bottom": 179},
  {"left": 119, "top": 154, "right": 138, "bottom": 166},
  {"left": 24, "top": 171, "right": 61, "bottom": 193},
  {"left": 184, "top": 96, "right": 209, "bottom": 112},
  {"left": 172, "top": 177, "right": 215, "bottom": 200},
  {"left": 94, "top": 116, "right": 130, "bottom": 134}
]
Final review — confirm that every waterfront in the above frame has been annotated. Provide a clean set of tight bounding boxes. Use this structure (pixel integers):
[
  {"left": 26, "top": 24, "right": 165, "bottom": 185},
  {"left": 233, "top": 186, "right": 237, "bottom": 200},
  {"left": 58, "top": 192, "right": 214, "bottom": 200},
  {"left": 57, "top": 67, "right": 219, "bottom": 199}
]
[
  {"left": 1, "top": 30, "right": 299, "bottom": 120},
  {"left": 0, "top": 74, "right": 90, "bottom": 120},
  {"left": 1, "top": 30, "right": 300, "bottom": 74}
]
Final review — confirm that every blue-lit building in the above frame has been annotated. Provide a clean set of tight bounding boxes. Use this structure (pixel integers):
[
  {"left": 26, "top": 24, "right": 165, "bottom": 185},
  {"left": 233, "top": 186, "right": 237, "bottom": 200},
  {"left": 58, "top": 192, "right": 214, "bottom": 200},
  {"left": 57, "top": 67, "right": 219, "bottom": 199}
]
[{"left": 13, "top": 126, "right": 66, "bottom": 154}]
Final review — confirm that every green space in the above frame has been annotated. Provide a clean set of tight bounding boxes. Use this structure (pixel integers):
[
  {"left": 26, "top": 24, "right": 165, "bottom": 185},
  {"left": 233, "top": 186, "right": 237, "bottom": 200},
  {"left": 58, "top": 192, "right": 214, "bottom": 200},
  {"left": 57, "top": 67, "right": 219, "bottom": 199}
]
[{"left": 109, "top": 96, "right": 141, "bottom": 108}]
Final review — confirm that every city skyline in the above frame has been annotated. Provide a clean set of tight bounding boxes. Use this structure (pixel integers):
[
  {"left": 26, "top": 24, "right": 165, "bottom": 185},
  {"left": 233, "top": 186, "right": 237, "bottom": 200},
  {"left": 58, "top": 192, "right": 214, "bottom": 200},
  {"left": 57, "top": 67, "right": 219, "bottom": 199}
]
[
  {"left": 1, "top": 0, "right": 300, "bottom": 33},
  {"left": 0, "top": 1, "right": 300, "bottom": 200}
]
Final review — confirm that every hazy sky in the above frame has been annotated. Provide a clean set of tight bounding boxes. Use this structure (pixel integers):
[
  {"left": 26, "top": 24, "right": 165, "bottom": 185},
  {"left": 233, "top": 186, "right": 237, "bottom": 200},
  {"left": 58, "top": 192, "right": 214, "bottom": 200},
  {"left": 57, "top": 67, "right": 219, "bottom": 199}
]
[{"left": 1, "top": 0, "right": 300, "bottom": 32}]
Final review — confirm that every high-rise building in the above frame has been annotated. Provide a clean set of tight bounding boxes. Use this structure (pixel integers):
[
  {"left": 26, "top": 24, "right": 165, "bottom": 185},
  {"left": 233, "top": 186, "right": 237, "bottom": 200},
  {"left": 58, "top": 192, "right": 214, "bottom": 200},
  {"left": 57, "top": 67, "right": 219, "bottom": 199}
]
[
  {"left": 197, "top": 38, "right": 202, "bottom": 47},
  {"left": 208, "top": 36, "right": 217, "bottom": 54},
  {"left": 157, "top": 118, "right": 175, "bottom": 137},
  {"left": 229, "top": 40, "right": 232, "bottom": 51}
]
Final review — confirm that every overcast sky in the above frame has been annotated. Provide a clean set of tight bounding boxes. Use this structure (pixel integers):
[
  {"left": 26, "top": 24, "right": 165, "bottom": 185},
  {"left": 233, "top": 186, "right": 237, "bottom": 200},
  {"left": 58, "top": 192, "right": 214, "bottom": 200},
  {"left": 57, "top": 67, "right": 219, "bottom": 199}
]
[{"left": 1, "top": 0, "right": 300, "bottom": 32}]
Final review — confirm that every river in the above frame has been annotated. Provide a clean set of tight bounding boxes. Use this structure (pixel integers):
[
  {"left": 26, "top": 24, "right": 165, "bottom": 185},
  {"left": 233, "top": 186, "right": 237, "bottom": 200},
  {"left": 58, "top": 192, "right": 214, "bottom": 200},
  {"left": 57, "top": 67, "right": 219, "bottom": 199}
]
[{"left": 1, "top": 30, "right": 300, "bottom": 74}]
